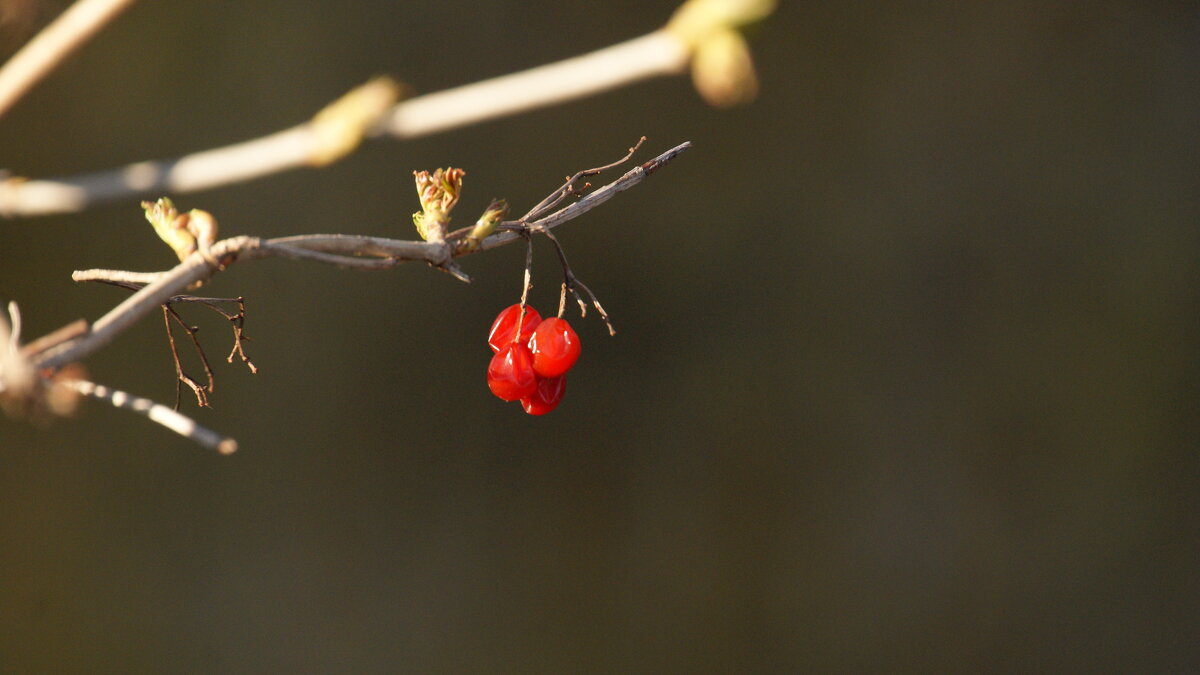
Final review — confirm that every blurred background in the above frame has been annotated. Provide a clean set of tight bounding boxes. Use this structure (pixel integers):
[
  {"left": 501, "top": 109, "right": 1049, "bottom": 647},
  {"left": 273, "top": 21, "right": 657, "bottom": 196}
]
[{"left": 2, "top": 1, "right": 1197, "bottom": 671}]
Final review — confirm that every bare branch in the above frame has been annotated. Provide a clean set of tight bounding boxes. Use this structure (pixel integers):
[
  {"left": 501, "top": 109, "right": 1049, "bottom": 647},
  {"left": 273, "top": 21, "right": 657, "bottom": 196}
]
[
  {"left": 29, "top": 141, "right": 691, "bottom": 371},
  {"left": 0, "top": 0, "right": 139, "bottom": 121},
  {"left": 162, "top": 304, "right": 213, "bottom": 409},
  {"left": 384, "top": 34, "right": 687, "bottom": 139},
  {"left": 0, "top": 32, "right": 690, "bottom": 217},
  {"left": 63, "top": 379, "right": 238, "bottom": 454}
]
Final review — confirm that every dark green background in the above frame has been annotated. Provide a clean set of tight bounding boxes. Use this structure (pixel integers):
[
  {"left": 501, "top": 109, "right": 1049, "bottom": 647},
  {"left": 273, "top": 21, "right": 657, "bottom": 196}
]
[{"left": 2, "top": 1, "right": 1197, "bottom": 671}]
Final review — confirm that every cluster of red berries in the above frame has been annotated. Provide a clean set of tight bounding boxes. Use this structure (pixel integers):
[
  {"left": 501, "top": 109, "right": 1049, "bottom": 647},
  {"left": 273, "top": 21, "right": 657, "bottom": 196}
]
[{"left": 486, "top": 304, "right": 581, "bottom": 415}]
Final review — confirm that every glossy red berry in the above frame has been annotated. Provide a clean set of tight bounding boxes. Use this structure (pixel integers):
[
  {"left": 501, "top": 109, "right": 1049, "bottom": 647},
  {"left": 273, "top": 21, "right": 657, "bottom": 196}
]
[
  {"left": 487, "top": 304, "right": 542, "bottom": 353},
  {"left": 528, "top": 317, "right": 581, "bottom": 378},
  {"left": 487, "top": 343, "right": 538, "bottom": 401},
  {"left": 521, "top": 375, "right": 567, "bottom": 415}
]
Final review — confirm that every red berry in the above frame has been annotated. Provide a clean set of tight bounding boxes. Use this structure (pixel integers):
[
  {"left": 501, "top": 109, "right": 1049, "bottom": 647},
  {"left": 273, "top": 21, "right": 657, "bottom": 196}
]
[
  {"left": 528, "top": 317, "right": 581, "bottom": 378},
  {"left": 487, "top": 304, "right": 542, "bottom": 353},
  {"left": 521, "top": 375, "right": 567, "bottom": 415},
  {"left": 487, "top": 343, "right": 538, "bottom": 401}
]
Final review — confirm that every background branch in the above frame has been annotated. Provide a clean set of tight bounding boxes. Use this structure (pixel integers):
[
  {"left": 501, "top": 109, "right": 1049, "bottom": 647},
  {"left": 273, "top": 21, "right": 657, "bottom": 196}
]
[
  {"left": 0, "top": 31, "right": 690, "bottom": 217},
  {"left": 63, "top": 379, "right": 238, "bottom": 454},
  {"left": 0, "top": 0, "right": 139, "bottom": 121}
]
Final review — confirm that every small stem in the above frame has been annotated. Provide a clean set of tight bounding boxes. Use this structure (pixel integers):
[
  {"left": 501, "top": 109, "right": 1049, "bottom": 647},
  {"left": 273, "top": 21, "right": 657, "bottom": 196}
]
[
  {"left": 162, "top": 305, "right": 208, "bottom": 409},
  {"left": 514, "top": 232, "right": 534, "bottom": 343},
  {"left": 166, "top": 304, "right": 215, "bottom": 399},
  {"left": 162, "top": 306, "right": 183, "bottom": 408},
  {"left": 187, "top": 296, "right": 256, "bottom": 373},
  {"left": 535, "top": 224, "right": 616, "bottom": 335}
]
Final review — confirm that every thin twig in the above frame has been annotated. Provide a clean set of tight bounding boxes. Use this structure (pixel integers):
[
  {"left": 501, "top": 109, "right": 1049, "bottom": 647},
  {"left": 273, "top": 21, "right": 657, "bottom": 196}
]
[
  {"left": 88, "top": 280, "right": 258, "bottom": 378},
  {"left": 176, "top": 296, "right": 256, "bottom": 373},
  {"left": 522, "top": 136, "right": 647, "bottom": 221},
  {"left": 31, "top": 141, "right": 691, "bottom": 370},
  {"left": 538, "top": 225, "right": 616, "bottom": 335},
  {"left": 470, "top": 141, "right": 693, "bottom": 253},
  {"left": 63, "top": 378, "right": 237, "bottom": 454},
  {"left": 516, "top": 232, "right": 535, "bottom": 341},
  {"left": 0, "top": 32, "right": 689, "bottom": 217},
  {"left": 208, "top": 296, "right": 256, "bottom": 372},
  {"left": 163, "top": 304, "right": 213, "bottom": 408},
  {"left": 0, "top": 0, "right": 140, "bottom": 121}
]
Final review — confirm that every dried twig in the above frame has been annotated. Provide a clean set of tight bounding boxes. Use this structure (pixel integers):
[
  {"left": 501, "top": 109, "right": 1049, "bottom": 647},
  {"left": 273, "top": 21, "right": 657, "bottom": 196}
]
[
  {"left": 498, "top": 140, "right": 646, "bottom": 335},
  {"left": 541, "top": 226, "right": 615, "bottom": 335},
  {"left": 0, "top": 0, "right": 140, "bottom": 121},
  {"left": 522, "top": 137, "right": 647, "bottom": 221},
  {"left": 90, "top": 280, "right": 257, "bottom": 401},
  {"left": 191, "top": 296, "right": 255, "bottom": 373},
  {"left": 516, "top": 231, "right": 535, "bottom": 338},
  {"left": 162, "top": 304, "right": 212, "bottom": 409}
]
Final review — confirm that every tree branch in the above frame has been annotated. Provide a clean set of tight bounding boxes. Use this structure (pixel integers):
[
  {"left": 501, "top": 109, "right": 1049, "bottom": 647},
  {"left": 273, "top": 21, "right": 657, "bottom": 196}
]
[
  {"left": 30, "top": 141, "right": 691, "bottom": 371},
  {"left": 63, "top": 379, "right": 238, "bottom": 454},
  {"left": 0, "top": 31, "right": 690, "bottom": 217},
  {"left": 0, "top": 0, "right": 140, "bottom": 121}
]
